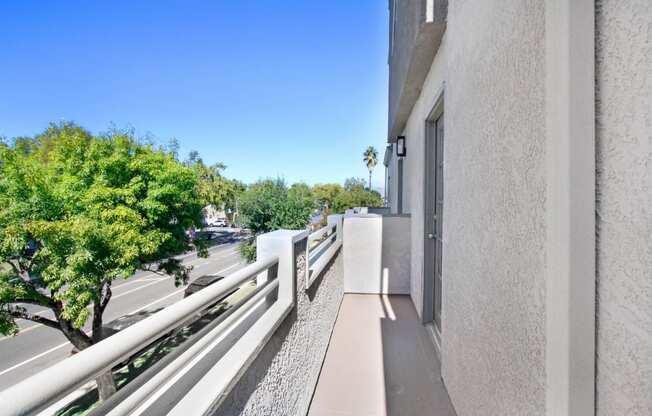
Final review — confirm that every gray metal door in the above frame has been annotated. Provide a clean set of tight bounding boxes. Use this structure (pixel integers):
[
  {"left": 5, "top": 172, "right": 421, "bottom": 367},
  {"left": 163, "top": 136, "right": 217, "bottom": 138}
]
[
  {"left": 433, "top": 115, "right": 444, "bottom": 332},
  {"left": 425, "top": 111, "right": 444, "bottom": 336}
]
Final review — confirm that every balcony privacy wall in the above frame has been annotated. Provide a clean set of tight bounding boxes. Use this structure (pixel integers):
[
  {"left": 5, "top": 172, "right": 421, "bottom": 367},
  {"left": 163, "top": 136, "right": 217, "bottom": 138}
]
[
  {"left": 595, "top": 1, "right": 652, "bottom": 414},
  {"left": 216, "top": 239, "right": 344, "bottom": 416}
]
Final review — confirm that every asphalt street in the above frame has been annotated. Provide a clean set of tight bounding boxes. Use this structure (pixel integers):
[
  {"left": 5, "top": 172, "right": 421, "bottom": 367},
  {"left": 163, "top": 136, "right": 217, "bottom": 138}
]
[{"left": 0, "top": 229, "right": 247, "bottom": 392}]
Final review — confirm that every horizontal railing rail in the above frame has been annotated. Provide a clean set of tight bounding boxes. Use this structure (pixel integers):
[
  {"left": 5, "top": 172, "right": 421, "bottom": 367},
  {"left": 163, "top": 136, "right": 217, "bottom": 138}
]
[
  {"left": 94, "top": 274, "right": 279, "bottom": 416},
  {"left": 0, "top": 256, "right": 280, "bottom": 416},
  {"left": 305, "top": 215, "right": 343, "bottom": 289},
  {"left": 308, "top": 223, "right": 336, "bottom": 262},
  {"left": 164, "top": 230, "right": 305, "bottom": 415}
]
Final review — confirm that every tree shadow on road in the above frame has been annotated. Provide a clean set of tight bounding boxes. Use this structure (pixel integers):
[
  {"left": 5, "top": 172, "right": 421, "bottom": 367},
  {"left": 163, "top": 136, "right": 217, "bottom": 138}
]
[{"left": 56, "top": 281, "right": 256, "bottom": 416}]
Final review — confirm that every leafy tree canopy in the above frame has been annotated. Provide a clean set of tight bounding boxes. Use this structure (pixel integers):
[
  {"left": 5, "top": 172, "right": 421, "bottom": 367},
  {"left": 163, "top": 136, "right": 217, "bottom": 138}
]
[
  {"left": 0, "top": 121, "right": 204, "bottom": 342},
  {"left": 184, "top": 152, "right": 243, "bottom": 213},
  {"left": 312, "top": 183, "right": 344, "bottom": 210},
  {"left": 239, "top": 178, "right": 315, "bottom": 235},
  {"left": 314, "top": 178, "right": 383, "bottom": 214},
  {"left": 344, "top": 177, "right": 368, "bottom": 191}
]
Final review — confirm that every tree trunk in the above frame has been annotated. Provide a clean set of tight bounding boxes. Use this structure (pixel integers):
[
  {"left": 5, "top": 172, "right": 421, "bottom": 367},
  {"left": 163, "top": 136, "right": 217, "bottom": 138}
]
[
  {"left": 56, "top": 307, "right": 118, "bottom": 402},
  {"left": 368, "top": 171, "right": 372, "bottom": 190},
  {"left": 91, "top": 288, "right": 117, "bottom": 401}
]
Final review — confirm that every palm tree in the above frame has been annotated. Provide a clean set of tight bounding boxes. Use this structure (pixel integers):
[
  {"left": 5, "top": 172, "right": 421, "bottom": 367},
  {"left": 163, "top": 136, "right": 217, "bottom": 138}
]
[{"left": 363, "top": 146, "right": 379, "bottom": 190}]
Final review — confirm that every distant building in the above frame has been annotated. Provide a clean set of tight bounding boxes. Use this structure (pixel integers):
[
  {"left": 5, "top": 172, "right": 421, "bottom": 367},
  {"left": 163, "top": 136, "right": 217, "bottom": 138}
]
[{"left": 202, "top": 204, "right": 227, "bottom": 226}]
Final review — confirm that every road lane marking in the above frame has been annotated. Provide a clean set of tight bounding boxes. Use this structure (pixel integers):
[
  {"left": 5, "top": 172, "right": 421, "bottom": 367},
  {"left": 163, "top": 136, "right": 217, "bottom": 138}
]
[
  {"left": 109, "top": 278, "right": 173, "bottom": 301},
  {"left": 208, "top": 262, "right": 241, "bottom": 277},
  {"left": 109, "top": 273, "right": 157, "bottom": 289},
  {"left": 0, "top": 262, "right": 245, "bottom": 376},
  {"left": 1, "top": 249, "right": 244, "bottom": 338},
  {"left": 177, "top": 242, "right": 239, "bottom": 259},
  {"left": 14, "top": 246, "right": 241, "bottom": 311},
  {"left": 185, "top": 248, "right": 240, "bottom": 266},
  {"left": 7, "top": 272, "right": 162, "bottom": 324},
  {"left": 0, "top": 286, "right": 186, "bottom": 377},
  {"left": 109, "top": 253, "right": 242, "bottom": 301},
  {"left": 83, "top": 247, "right": 239, "bottom": 297},
  {"left": 0, "top": 341, "right": 71, "bottom": 376},
  {"left": 124, "top": 289, "right": 186, "bottom": 316}
]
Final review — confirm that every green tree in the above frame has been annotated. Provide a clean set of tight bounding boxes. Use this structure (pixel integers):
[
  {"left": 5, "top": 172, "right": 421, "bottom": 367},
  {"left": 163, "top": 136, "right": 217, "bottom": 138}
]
[
  {"left": 0, "top": 122, "right": 205, "bottom": 401},
  {"left": 312, "top": 183, "right": 344, "bottom": 226},
  {"left": 166, "top": 137, "right": 180, "bottom": 160},
  {"left": 239, "top": 179, "right": 315, "bottom": 235},
  {"left": 238, "top": 179, "right": 315, "bottom": 261},
  {"left": 226, "top": 179, "right": 246, "bottom": 213},
  {"left": 184, "top": 152, "right": 244, "bottom": 222},
  {"left": 185, "top": 152, "right": 228, "bottom": 208},
  {"left": 313, "top": 183, "right": 344, "bottom": 211},
  {"left": 332, "top": 178, "right": 384, "bottom": 213},
  {"left": 343, "top": 177, "right": 367, "bottom": 191},
  {"left": 363, "top": 146, "right": 378, "bottom": 190},
  {"left": 311, "top": 179, "right": 383, "bottom": 217}
]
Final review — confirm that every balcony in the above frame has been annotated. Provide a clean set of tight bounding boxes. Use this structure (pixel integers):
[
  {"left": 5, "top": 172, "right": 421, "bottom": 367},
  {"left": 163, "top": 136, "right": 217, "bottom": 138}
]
[
  {"left": 309, "top": 294, "right": 455, "bottom": 416},
  {"left": 0, "top": 213, "right": 454, "bottom": 416}
]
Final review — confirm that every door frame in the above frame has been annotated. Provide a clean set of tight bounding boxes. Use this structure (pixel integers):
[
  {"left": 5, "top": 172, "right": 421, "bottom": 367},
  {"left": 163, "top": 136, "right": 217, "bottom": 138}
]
[{"left": 422, "top": 89, "right": 445, "bottom": 338}]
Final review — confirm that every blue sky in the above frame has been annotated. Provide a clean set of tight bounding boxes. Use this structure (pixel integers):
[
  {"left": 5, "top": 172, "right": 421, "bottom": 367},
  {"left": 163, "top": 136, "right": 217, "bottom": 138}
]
[{"left": 0, "top": 1, "right": 389, "bottom": 190}]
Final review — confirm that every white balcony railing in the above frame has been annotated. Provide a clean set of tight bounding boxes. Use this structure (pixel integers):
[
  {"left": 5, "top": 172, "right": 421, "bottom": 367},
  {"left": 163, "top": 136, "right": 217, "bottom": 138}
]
[
  {"left": 0, "top": 229, "right": 309, "bottom": 416},
  {"left": 305, "top": 215, "right": 343, "bottom": 289}
]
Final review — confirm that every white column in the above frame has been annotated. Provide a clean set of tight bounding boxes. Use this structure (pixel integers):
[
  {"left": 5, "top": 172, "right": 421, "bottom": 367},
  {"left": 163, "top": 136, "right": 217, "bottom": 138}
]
[
  {"left": 256, "top": 230, "right": 308, "bottom": 306},
  {"left": 327, "top": 214, "right": 344, "bottom": 244},
  {"left": 545, "top": 1, "right": 595, "bottom": 415}
]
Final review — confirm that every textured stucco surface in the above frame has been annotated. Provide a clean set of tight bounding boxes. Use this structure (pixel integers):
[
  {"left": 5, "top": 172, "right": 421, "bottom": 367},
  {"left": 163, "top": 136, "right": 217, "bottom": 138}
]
[
  {"left": 389, "top": 0, "right": 444, "bottom": 138},
  {"left": 440, "top": 1, "right": 547, "bottom": 415},
  {"left": 308, "top": 295, "right": 456, "bottom": 416},
  {"left": 216, "top": 241, "right": 344, "bottom": 416},
  {"left": 380, "top": 215, "right": 411, "bottom": 294},
  {"left": 399, "top": 34, "right": 447, "bottom": 318},
  {"left": 388, "top": 0, "right": 422, "bottom": 137},
  {"left": 595, "top": 1, "right": 652, "bottom": 415},
  {"left": 342, "top": 215, "right": 411, "bottom": 294}
]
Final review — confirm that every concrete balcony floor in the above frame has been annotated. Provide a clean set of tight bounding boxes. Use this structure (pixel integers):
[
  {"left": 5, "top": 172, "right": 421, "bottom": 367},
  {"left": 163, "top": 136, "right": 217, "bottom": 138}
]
[{"left": 308, "top": 294, "right": 456, "bottom": 416}]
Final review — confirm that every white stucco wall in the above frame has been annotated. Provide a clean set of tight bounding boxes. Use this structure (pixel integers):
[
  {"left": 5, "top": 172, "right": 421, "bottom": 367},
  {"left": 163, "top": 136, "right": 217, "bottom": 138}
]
[
  {"left": 216, "top": 240, "right": 344, "bottom": 416},
  {"left": 399, "top": 34, "right": 448, "bottom": 318},
  {"left": 342, "top": 214, "right": 411, "bottom": 294},
  {"left": 380, "top": 215, "right": 411, "bottom": 294},
  {"left": 440, "top": 1, "right": 547, "bottom": 414},
  {"left": 595, "top": 1, "right": 652, "bottom": 415},
  {"left": 388, "top": 2, "right": 650, "bottom": 415}
]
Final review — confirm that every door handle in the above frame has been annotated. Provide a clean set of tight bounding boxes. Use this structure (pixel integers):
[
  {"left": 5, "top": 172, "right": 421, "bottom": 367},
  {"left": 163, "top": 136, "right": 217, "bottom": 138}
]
[{"left": 428, "top": 233, "right": 435, "bottom": 239}]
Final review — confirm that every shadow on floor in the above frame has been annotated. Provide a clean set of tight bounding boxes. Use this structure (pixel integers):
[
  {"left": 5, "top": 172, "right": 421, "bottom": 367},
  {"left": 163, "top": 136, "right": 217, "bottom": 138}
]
[
  {"left": 380, "top": 295, "right": 456, "bottom": 416},
  {"left": 309, "top": 294, "right": 456, "bottom": 416}
]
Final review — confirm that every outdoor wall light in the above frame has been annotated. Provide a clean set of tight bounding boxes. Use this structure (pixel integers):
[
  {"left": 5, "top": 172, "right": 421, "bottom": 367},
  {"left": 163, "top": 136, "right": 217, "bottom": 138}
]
[{"left": 396, "top": 136, "right": 406, "bottom": 157}]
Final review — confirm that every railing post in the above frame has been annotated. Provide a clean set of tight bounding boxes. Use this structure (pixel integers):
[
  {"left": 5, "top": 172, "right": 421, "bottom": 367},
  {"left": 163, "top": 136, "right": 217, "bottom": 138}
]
[
  {"left": 256, "top": 230, "right": 308, "bottom": 306},
  {"left": 327, "top": 214, "right": 344, "bottom": 243}
]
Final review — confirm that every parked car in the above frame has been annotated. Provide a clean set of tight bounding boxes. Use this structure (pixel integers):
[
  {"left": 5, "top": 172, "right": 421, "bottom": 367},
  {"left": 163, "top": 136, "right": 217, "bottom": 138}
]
[
  {"left": 184, "top": 274, "right": 235, "bottom": 298},
  {"left": 213, "top": 218, "right": 227, "bottom": 227}
]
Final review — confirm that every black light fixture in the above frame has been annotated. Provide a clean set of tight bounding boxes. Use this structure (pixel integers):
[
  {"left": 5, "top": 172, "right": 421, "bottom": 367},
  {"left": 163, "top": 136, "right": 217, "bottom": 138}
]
[{"left": 396, "top": 136, "right": 406, "bottom": 157}]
